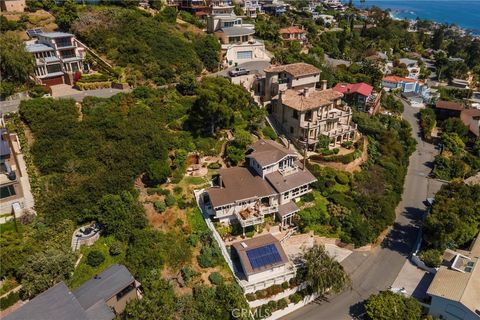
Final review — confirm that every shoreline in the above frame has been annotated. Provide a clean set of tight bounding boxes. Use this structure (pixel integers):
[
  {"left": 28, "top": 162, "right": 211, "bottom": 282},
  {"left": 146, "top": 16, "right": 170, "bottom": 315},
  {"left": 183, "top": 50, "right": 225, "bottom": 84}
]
[{"left": 346, "top": 1, "right": 480, "bottom": 37}]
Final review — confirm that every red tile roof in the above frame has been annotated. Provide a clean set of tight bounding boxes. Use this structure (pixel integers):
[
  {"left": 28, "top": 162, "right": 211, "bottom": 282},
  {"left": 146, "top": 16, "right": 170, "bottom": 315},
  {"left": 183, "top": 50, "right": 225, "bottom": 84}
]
[
  {"left": 279, "top": 26, "right": 305, "bottom": 34},
  {"left": 436, "top": 100, "right": 464, "bottom": 111},
  {"left": 333, "top": 82, "right": 373, "bottom": 97},
  {"left": 382, "top": 75, "right": 418, "bottom": 83}
]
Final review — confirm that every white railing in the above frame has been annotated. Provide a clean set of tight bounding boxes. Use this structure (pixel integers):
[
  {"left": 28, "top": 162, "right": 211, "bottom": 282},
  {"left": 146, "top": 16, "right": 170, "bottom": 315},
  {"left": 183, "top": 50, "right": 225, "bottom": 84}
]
[
  {"left": 259, "top": 205, "right": 279, "bottom": 215},
  {"left": 235, "top": 209, "right": 264, "bottom": 228}
]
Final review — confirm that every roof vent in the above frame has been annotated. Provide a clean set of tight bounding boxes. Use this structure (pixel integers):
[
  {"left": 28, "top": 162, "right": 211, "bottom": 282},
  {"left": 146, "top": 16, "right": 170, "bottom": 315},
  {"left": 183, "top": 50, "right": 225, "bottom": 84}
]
[{"left": 241, "top": 242, "right": 248, "bottom": 248}]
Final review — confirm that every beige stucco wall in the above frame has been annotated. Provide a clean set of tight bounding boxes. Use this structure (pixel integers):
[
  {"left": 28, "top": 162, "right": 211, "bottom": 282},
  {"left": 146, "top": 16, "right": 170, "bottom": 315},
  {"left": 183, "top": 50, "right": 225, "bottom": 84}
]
[{"left": 1, "top": 0, "right": 25, "bottom": 12}]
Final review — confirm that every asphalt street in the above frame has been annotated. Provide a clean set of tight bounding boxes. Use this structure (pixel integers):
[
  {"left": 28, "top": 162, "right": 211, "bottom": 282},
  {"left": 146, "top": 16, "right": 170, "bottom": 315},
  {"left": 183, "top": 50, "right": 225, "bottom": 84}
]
[
  {"left": 283, "top": 100, "right": 443, "bottom": 320},
  {"left": 0, "top": 88, "right": 127, "bottom": 114}
]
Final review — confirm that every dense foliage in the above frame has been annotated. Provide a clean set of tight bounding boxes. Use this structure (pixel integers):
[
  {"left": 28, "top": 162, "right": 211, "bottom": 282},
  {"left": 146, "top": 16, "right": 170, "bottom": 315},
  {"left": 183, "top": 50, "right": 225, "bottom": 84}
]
[
  {"left": 423, "top": 182, "right": 480, "bottom": 250},
  {"left": 302, "top": 113, "right": 416, "bottom": 246},
  {"left": 72, "top": 7, "right": 219, "bottom": 85},
  {"left": 364, "top": 291, "right": 423, "bottom": 320}
]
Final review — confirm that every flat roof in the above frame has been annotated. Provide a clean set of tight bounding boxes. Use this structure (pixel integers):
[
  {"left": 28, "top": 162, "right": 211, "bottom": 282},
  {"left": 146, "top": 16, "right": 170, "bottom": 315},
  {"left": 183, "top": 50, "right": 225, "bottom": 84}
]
[
  {"left": 219, "top": 27, "right": 255, "bottom": 37},
  {"left": 73, "top": 264, "right": 135, "bottom": 311},
  {"left": 208, "top": 167, "right": 277, "bottom": 208},
  {"left": 4, "top": 282, "right": 89, "bottom": 320},
  {"left": 232, "top": 234, "right": 289, "bottom": 276},
  {"left": 265, "top": 62, "right": 320, "bottom": 77},
  {"left": 246, "top": 139, "right": 296, "bottom": 167},
  {"left": 38, "top": 32, "right": 74, "bottom": 38},
  {"left": 281, "top": 88, "right": 343, "bottom": 111},
  {"left": 265, "top": 166, "right": 317, "bottom": 193},
  {"left": 25, "top": 43, "right": 54, "bottom": 53}
]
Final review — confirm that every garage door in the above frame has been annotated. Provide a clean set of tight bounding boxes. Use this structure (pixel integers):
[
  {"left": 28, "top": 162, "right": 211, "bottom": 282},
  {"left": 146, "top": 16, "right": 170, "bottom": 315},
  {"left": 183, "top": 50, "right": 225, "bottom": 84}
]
[
  {"left": 42, "top": 76, "right": 64, "bottom": 86},
  {"left": 237, "top": 51, "right": 253, "bottom": 60}
]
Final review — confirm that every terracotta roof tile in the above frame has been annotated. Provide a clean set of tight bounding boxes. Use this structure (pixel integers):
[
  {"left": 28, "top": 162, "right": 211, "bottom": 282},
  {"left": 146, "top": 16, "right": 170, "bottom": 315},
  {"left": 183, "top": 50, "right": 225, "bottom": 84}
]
[
  {"left": 281, "top": 88, "right": 343, "bottom": 111},
  {"left": 265, "top": 63, "right": 320, "bottom": 77}
]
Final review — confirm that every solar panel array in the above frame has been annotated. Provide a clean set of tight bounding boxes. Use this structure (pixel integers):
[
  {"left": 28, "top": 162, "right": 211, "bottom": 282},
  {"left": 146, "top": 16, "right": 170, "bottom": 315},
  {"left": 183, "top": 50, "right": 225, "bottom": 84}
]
[
  {"left": 26, "top": 29, "right": 43, "bottom": 38},
  {"left": 246, "top": 244, "right": 282, "bottom": 269}
]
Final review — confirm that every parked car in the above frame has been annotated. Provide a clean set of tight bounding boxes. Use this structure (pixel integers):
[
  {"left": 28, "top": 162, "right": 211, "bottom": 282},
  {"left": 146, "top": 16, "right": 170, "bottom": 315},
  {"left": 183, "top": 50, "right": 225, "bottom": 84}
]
[{"left": 228, "top": 67, "right": 250, "bottom": 77}]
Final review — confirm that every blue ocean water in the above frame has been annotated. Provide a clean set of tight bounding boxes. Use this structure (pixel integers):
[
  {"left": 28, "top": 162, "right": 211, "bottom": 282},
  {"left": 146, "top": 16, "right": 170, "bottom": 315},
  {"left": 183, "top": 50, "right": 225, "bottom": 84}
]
[{"left": 347, "top": 0, "right": 480, "bottom": 35}]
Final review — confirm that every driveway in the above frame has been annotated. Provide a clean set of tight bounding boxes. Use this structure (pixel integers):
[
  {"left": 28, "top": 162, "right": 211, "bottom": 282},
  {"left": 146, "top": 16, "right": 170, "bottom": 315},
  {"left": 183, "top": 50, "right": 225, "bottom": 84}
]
[
  {"left": 211, "top": 60, "right": 271, "bottom": 78},
  {"left": 0, "top": 88, "right": 129, "bottom": 114},
  {"left": 283, "top": 99, "right": 443, "bottom": 320}
]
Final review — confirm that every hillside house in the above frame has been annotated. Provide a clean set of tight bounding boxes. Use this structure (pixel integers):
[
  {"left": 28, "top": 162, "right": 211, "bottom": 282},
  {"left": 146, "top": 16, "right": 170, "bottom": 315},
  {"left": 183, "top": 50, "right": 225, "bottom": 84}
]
[
  {"left": 279, "top": 26, "right": 307, "bottom": 45},
  {"left": 5, "top": 264, "right": 141, "bottom": 320},
  {"left": 25, "top": 31, "right": 88, "bottom": 86},
  {"left": 333, "top": 82, "right": 380, "bottom": 114},
  {"left": 204, "top": 139, "right": 316, "bottom": 232},
  {"left": 460, "top": 109, "right": 480, "bottom": 137},
  {"left": 263, "top": 63, "right": 359, "bottom": 150},
  {"left": 426, "top": 235, "right": 480, "bottom": 320},
  {"left": 207, "top": 3, "right": 269, "bottom": 65}
]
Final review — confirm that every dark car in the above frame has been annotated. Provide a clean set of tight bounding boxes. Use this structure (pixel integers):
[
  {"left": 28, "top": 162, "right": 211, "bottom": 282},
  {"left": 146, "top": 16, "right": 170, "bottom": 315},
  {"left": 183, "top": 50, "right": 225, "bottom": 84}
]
[{"left": 228, "top": 67, "right": 250, "bottom": 77}]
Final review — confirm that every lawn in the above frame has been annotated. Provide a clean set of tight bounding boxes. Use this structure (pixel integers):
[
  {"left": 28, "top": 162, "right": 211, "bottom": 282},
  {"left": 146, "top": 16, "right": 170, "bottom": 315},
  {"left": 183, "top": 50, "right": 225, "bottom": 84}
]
[
  {"left": 186, "top": 207, "right": 208, "bottom": 233},
  {"left": 0, "top": 220, "right": 24, "bottom": 235},
  {"left": 68, "top": 235, "right": 125, "bottom": 289}
]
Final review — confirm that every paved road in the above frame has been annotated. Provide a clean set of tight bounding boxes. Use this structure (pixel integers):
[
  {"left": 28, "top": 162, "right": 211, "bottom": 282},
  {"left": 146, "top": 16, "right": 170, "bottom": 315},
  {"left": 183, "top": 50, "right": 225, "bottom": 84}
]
[
  {"left": 283, "top": 101, "right": 443, "bottom": 320},
  {"left": 0, "top": 88, "right": 128, "bottom": 114}
]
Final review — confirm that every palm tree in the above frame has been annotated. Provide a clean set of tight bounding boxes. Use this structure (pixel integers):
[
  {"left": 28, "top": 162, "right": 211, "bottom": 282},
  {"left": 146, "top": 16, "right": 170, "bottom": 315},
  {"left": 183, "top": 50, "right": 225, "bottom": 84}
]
[{"left": 301, "top": 244, "right": 351, "bottom": 295}]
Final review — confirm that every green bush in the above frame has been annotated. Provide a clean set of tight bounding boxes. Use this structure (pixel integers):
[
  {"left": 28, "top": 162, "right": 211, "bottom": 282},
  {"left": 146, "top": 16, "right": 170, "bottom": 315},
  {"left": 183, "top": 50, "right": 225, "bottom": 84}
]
[
  {"left": 197, "top": 244, "right": 223, "bottom": 268},
  {"left": 277, "top": 298, "right": 288, "bottom": 310},
  {"left": 341, "top": 141, "right": 353, "bottom": 149},
  {"left": 75, "top": 81, "right": 112, "bottom": 91},
  {"left": 109, "top": 241, "right": 123, "bottom": 256},
  {"left": 207, "top": 162, "right": 222, "bottom": 169},
  {"left": 181, "top": 266, "right": 199, "bottom": 285},
  {"left": 420, "top": 249, "right": 442, "bottom": 268},
  {"left": 245, "top": 230, "right": 255, "bottom": 238},
  {"left": 165, "top": 194, "right": 176, "bottom": 207},
  {"left": 154, "top": 201, "right": 166, "bottom": 213},
  {"left": 0, "top": 291, "right": 20, "bottom": 311},
  {"left": 333, "top": 148, "right": 340, "bottom": 154},
  {"left": 77, "top": 73, "right": 111, "bottom": 83},
  {"left": 208, "top": 272, "right": 224, "bottom": 285},
  {"left": 86, "top": 250, "right": 105, "bottom": 267},
  {"left": 289, "top": 293, "right": 302, "bottom": 304},
  {"left": 246, "top": 293, "right": 257, "bottom": 301},
  {"left": 281, "top": 281, "right": 289, "bottom": 290},
  {"left": 335, "top": 172, "right": 350, "bottom": 185},
  {"left": 262, "top": 126, "right": 278, "bottom": 140},
  {"left": 301, "top": 192, "right": 315, "bottom": 202},
  {"left": 29, "top": 85, "right": 50, "bottom": 98}
]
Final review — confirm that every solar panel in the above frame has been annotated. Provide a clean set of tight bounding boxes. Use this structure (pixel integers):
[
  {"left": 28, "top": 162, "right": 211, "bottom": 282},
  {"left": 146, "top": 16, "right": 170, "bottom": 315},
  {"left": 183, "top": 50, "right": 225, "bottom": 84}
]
[
  {"left": 246, "top": 244, "right": 282, "bottom": 269},
  {"left": 26, "top": 28, "right": 43, "bottom": 38}
]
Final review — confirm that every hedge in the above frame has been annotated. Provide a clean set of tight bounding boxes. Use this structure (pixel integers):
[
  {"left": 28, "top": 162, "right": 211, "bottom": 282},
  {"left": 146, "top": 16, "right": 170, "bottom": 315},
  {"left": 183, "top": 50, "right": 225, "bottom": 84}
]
[
  {"left": 75, "top": 81, "right": 112, "bottom": 91},
  {"left": 0, "top": 291, "right": 20, "bottom": 310}
]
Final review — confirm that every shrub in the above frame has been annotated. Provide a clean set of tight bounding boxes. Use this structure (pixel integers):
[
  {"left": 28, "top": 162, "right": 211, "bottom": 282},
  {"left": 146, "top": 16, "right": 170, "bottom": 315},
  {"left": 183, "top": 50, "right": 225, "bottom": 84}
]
[
  {"left": 165, "top": 194, "right": 176, "bottom": 207},
  {"left": 0, "top": 291, "right": 20, "bottom": 311},
  {"left": 333, "top": 148, "right": 340, "bottom": 154},
  {"left": 277, "top": 298, "right": 288, "bottom": 310},
  {"left": 173, "top": 186, "right": 183, "bottom": 194},
  {"left": 267, "top": 300, "right": 277, "bottom": 310},
  {"left": 75, "top": 81, "right": 112, "bottom": 91},
  {"left": 197, "top": 245, "right": 222, "bottom": 268},
  {"left": 207, "top": 162, "right": 221, "bottom": 169},
  {"left": 255, "top": 289, "right": 267, "bottom": 299},
  {"left": 262, "top": 126, "right": 278, "bottom": 140},
  {"left": 335, "top": 172, "right": 350, "bottom": 185},
  {"left": 420, "top": 249, "right": 442, "bottom": 268},
  {"left": 154, "top": 201, "right": 166, "bottom": 213},
  {"left": 246, "top": 293, "right": 257, "bottom": 301},
  {"left": 301, "top": 192, "right": 315, "bottom": 202},
  {"left": 208, "top": 272, "right": 224, "bottom": 285},
  {"left": 245, "top": 230, "right": 255, "bottom": 238},
  {"left": 341, "top": 141, "right": 353, "bottom": 149},
  {"left": 270, "top": 284, "right": 283, "bottom": 295},
  {"left": 281, "top": 281, "right": 289, "bottom": 290},
  {"left": 29, "top": 85, "right": 50, "bottom": 98},
  {"left": 181, "top": 266, "right": 199, "bottom": 285},
  {"left": 289, "top": 293, "right": 302, "bottom": 304},
  {"left": 109, "top": 241, "right": 123, "bottom": 256},
  {"left": 86, "top": 250, "right": 105, "bottom": 267}
]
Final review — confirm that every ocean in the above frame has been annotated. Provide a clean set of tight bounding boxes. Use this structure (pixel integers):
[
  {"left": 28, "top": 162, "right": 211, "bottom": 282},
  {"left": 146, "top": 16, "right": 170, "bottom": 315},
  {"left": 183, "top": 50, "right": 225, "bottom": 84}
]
[{"left": 347, "top": 0, "right": 480, "bottom": 35}]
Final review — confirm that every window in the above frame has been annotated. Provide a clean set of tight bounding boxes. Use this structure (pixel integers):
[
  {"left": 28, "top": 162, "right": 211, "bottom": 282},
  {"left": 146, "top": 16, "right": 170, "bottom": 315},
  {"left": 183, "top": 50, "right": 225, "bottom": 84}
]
[
  {"left": 293, "top": 110, "right": 299, "bottom": 119},
  {"left": 0, "top": 185, "right": 16, "bottom": 199},
  {"left": 290, "top": 127, "right": 294, "bottom": 134},
  {"left": 46, "top": 64, "right": 62, "bottom": 74},
  {"left": 305, "top": 110, "right": 312, "bottom": 121}
]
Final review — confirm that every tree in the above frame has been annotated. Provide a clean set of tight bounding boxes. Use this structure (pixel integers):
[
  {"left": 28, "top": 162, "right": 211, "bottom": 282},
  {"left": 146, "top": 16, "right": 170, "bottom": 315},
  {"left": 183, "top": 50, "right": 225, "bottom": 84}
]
[
  {"left": 300, "top": 244, "right": 351, "bottom": 295},
  {"left": 55, "top": 0, "right": 78, "bottom": 31},
  {"left": 0, "top": 33, "right": 35, "bottom": 85},
  {"left": 124, "top": 274, "right": 176, "bottom": 320},
  {"left": 364, "top": 291, "right": 422, "bottom": 320},
  {"left": 19, "top": 248, "right": 75, "bottom": 298},
  {"left": 146, "top": 159, "right": 171, "bottom": 185},
  {"left": 441, "top": 117, "right": 469, "bottom": 137},
  {"left": 176, "top": 72, "right": 198, "bottom": 96},
  {"left": 194, "top": 35, "right": 221, "bottom": 72},
  {"left": 97, "top": 191, "right": 147, "bottom": 242},
  {"left": 86, "top": 250, "right": 105, "bottom": 267},
  {"left": 441, "top": 132, "right": 465, "bottom": 155}
]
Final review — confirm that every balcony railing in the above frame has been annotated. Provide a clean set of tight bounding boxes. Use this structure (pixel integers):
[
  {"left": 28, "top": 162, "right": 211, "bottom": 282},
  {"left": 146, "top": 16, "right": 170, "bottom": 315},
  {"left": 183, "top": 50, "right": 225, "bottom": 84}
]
[
  {"left": 235, "top": 208, "right": 264, "bottom": 228},
  {"left": 278, "top": 166, "right": 298, "bottom": 176},
  {"left": 259, "top": 205, "right": 278, "bottom": 215}
]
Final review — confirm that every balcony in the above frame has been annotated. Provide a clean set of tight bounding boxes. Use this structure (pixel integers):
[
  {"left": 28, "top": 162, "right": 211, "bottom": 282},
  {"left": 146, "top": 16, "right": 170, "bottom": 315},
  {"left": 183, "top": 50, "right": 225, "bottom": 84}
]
[
  {"left": 300, "top": 120, "right": 320, "bottom": 129},
  {"left": 235, "top": 207, "right": 264, "bottom": 228},
  {"left": 278, "top": 165, "right": 298, "bottom": 176}
]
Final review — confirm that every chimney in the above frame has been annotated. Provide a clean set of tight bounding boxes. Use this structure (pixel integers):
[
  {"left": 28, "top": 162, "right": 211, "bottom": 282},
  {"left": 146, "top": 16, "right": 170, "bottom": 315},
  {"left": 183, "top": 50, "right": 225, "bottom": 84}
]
[
  {"left": 303, "top": 88, "right": 310, "bottom": 97},
  {"left": 321, "top": 80, "right": 327, "bottom": 91}
]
